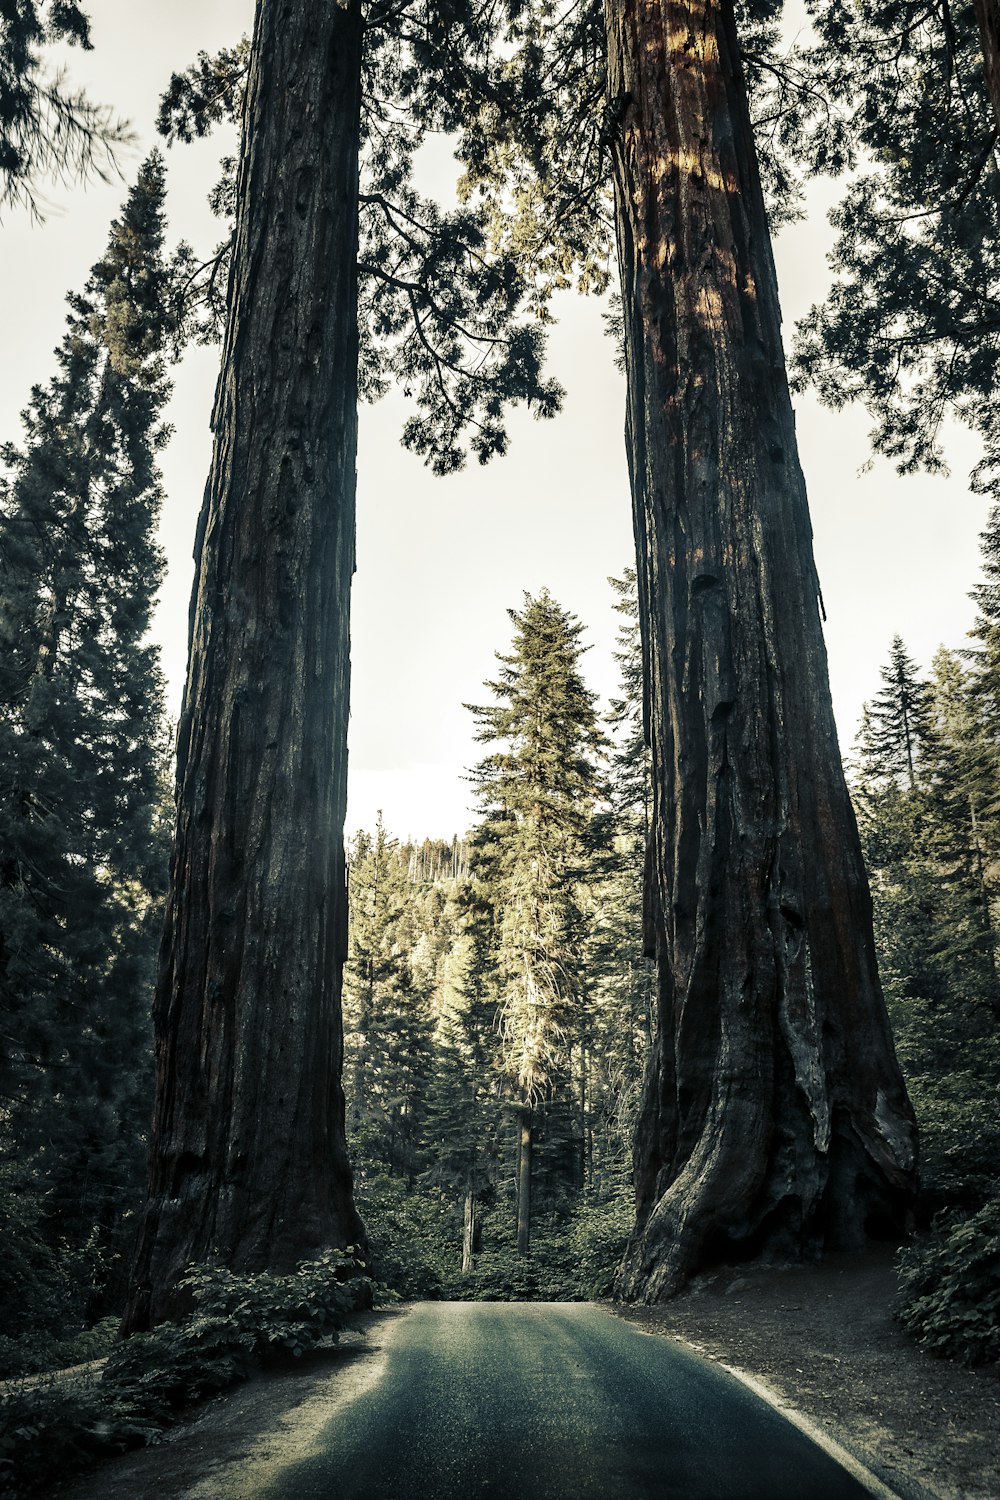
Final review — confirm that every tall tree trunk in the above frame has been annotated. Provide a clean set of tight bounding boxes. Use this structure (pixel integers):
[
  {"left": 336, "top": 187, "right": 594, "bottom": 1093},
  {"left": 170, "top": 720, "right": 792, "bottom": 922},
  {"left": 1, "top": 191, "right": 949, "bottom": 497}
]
[
  {"left": 974, "top": 0, "right": 1000, "bottom": 133},
  {"left": 516, "top": 1102, "right": 533, "bottom": 1255},
  {"left": 122, "top": 0, "right": 366, "bottom": 1332},
  {"left": 462, "top": 1188, "right": 477, "bottom": 1274},
  {"left": 605, "top": 0, "right": 918, "bottom": 1301}
]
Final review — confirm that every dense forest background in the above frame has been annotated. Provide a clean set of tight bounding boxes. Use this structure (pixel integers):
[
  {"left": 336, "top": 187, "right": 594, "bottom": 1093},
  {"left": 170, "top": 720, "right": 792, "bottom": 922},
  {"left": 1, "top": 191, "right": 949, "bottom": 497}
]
[
  {"left": 2, "top": 0, "right": 999, "bottom": 1445},
  {"left": 3, "top": 497, "right": 999, "bottom": 1370}
]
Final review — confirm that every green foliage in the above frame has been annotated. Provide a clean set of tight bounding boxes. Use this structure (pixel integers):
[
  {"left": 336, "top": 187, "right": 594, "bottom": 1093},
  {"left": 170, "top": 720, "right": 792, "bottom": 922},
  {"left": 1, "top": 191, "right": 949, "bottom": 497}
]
[
  {"left": 155, "top": 17, "right": 563, "bottom": 473},
  {"left": 0, "top": 157, "right": 173, "bottom": 1335},
  {"left": 792, "top": 0, "right": 1000, "bottom": 495},
  {"left": 447, "top": 1191, "right": 633, "bottom": 1302},
  {"left": 357, "top": 1175, "right": 452, "bottom": 1299},
  {"left": 0, "top": 1172, "right": 120, "bottom": 1378},
  {"left": 851, "top": 521, "right": 1000, "bottom": 1366},
  {"left": 0, "top": 1251, "right": 370, "bottom": 1500},
  {"left": 0, "top": 0, "right": 130, "bottom": 218},
  {"left": 895, "top": 1200, "right": 1000, "bottom": 1367},
  {"left": 468, "top": 589, "right": 605, "bottom": 1106}
]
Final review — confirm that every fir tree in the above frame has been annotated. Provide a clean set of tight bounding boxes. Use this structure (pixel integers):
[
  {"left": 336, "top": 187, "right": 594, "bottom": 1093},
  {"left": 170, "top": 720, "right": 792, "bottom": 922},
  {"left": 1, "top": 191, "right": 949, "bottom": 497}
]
[
  {"left": 969, "top": 504, "right": 1000, "bottom": 729},
  {"left": 422, "top": 893, "right": 503, "bottom": 1274},
  {"left": 923, "top": 648, "right": 999, "bottom": 1015},
  {"left": 586, "top": 571, "right": 654, "bottom": 1191},
  {"left": 467, "top": 590, "right": 604, "bottom": 1253},
  {"left": 859, "top": 635, "right": 933, "bottom": 789},
  {"left": 343, "top": 816, "right": 435, "bottom": 1187},
  {"left": 0, "top": 155, "right": 173, "bottom": 1322}
]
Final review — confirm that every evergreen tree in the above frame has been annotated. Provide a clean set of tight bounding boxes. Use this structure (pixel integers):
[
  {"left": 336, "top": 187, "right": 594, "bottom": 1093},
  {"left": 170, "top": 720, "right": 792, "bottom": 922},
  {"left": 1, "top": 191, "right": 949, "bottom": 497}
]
[
  {"left": 343, "top": 816, "right": 435, "bottom": 1187},
  {"left": 422, "top": 893, "right": 503, "bottom": 1274},
  {"left": 457, "top": 0, "right": 919, "bottom": 1295},
  {"left": 586, "top": 571, "right": 654, "bottom": 1191},
  {"left": 0, "top": 155, "right": 173, "bottom": 1324},
  {"left": 923, "top": 648, "right": 999, "bottom": 1014},
  {"left": 968, "top": 504, "right": 1000, "bottom": 729},
  {"left": 858, "top": 635, "right": 933, "bottom": 789},
  {"left": 467, "top": 590, "right": 604, "bottom": 1253},
  {"left": 124, "top": 0, "right": 564, "bottom": 1329}
]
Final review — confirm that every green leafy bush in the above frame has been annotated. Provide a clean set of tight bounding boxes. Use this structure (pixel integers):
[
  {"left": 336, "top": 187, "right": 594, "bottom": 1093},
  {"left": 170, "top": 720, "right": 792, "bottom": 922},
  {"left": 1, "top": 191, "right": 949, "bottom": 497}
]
[
  {"left": 0, "top": 1378, "right": 146, "bottom": 1500},
  {"left": 445, "top": 1190, "right": 632, "bottom": 1301},
  {"left": 895, "top": 1199, "right": 1000, "bottom": 1366},
  {"left": 357, "top": 1176, "right": 453, "bottom": 1298},
  {"left": 0, "top": 1248, "right": 371, "bottom": 1500}
]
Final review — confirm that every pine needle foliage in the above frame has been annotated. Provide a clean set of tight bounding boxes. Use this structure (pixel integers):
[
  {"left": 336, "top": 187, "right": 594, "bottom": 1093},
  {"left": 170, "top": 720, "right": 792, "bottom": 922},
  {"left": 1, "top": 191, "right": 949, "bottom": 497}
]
[
  {"left": 467, "top": 590, "right": 604, "bottom": 1106},
  {"left": 0, "top": 156, "right": 173, "bottom": 1337},
  {"left": 0, "top": 0, "right": 131, "bottom": 218},
  {"left": 153, "top": 9, "right": 564, "bottom": 475},
  {"left": 792, "top": 0, "right": 1000, "bottom": 495}
]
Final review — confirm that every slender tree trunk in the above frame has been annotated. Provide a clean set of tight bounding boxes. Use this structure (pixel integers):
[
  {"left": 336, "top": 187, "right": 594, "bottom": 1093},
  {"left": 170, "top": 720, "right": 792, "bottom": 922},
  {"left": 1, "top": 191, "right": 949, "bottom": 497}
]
[
  {"left": 516, "top": 1102, "right": 533, "bottom": 1255},
  {"left": 122, "top": 0, "right": 366, "bottom": 1332},
  {"left": 605, "top": 0, "right": 918, "bottom": 1302},
  {"left": 462, "top": 1188, "right": 477, "bottom": 1274},
  {"left": 974, "top": 0, "right": 1000, "bottom": 133}
]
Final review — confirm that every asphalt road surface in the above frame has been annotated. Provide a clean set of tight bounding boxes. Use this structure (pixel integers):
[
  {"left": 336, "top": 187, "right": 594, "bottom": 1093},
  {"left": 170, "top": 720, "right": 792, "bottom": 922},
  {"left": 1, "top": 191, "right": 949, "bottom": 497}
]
[{"left": 253, "top": 1302, "right": 879, "bottom": 1500}]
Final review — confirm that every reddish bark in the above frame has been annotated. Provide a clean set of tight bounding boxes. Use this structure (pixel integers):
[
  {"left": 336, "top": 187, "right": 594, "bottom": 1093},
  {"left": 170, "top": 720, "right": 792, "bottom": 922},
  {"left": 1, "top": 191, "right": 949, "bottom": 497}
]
[
  {"left": 123, "top": 0, "right": 366, "bottom": 1330},
  {"left": 605, "top": 0, "right": 918, "bottom": 1300}
]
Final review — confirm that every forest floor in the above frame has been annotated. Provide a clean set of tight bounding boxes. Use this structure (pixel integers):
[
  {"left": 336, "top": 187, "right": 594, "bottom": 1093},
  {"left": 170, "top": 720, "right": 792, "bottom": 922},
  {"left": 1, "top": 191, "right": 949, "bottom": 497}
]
[{"left": 612, "top": 1247, "right": 1000, "bottom": 1500}]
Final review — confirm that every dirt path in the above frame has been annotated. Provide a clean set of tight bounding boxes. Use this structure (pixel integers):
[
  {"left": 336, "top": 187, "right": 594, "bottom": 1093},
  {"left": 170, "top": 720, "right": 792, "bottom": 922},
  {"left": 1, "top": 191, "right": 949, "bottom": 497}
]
[{"left": 612, "top": 1250, "right": 1000, "bottom": 1500}]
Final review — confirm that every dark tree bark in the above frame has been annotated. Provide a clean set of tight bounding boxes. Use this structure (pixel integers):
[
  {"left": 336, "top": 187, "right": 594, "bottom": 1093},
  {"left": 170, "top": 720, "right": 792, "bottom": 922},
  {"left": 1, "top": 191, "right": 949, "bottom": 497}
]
[
  {"left": 605, "top": 0, "right": 918, "bottom": 1301},
  {"left": 974, "top": 0, "right": 1000, "bottom": 134},
  {"left": 123, "top": 0, "right": 366, "bottom": 1331},
  {"left": 516, "top": 1103, "right": 533, "bottom": 1255}
]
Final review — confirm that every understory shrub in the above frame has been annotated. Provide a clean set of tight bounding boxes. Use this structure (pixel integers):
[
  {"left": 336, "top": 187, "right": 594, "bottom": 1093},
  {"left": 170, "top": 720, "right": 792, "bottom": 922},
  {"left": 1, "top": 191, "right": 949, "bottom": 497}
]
[
  {"left": 357, "top": 1175, "right": 453, "bottom": 1298},
  {"left": 0, "top": 1171, "right": 102, "bottom": 1379},
  {"left": 0, "top": 1247, "right": 371, "bottom": 1500},
  {"left": 895, "top": 1199, "right": 1000, "bottom": 1367},
  {"left": 444, "top": 1190, "right": 633, "bottom": 1301}
]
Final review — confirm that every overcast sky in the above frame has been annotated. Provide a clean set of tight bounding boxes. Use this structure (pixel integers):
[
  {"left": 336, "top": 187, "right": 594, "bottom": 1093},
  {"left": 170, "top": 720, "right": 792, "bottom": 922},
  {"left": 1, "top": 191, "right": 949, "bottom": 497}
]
[{"left": 1, "top": 0, "right": 992, "bottom": 839}]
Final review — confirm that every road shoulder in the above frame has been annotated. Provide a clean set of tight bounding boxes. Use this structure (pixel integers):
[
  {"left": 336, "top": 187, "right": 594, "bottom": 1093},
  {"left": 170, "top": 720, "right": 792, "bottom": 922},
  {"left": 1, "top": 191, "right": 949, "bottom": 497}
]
[{"left": 608, "top": 1249, "right": 999, "bottom": 1500}]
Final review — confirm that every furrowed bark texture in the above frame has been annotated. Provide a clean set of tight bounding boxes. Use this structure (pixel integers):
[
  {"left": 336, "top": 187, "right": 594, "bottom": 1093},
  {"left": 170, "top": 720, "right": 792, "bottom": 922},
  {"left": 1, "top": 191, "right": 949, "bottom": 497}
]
[
  {"left": 123, "top": 0, "right": 365, "bottom": 1331},
  {"left": 975, "top": 0, "right": 1000, "bottom": 133},
  {"left": 606, "top": 0, "right": 918, "bottom": 1301}
]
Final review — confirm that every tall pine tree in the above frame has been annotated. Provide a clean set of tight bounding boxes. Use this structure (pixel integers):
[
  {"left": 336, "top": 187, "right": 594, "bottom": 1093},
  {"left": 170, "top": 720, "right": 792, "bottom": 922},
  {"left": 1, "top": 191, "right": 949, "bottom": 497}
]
[
  {"left": 0, "top": 154, "right": 172, "bottom": 1325},
  {"left": 468, "top": 590, "right": 603, "bottom": 1253}
]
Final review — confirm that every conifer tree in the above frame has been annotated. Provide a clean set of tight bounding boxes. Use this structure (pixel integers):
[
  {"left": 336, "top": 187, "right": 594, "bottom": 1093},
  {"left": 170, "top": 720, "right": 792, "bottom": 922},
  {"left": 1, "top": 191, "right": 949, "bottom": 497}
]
[
  {"left": 422, "top": 899, "right": 503, "bottom": 1274},
  {"left": 859, "top": 635, "right": 933, "bottom": 789},
  {"left": 124, "top": 0, "right": 563, "bottom": 1329},
  {"left": 923, "top": 648, "right": 999, "bottom": 1014},
  {"left": 969, "top": 504, "right": 1000, "bottom": 724},
  {"left": 793, "top": 0, "right": 1000, "bottom": 496},
  {"left": 468, "top": 590, "right": 603, "bottom": 1253},
  {"left": 587, "top": 571, "right": 654, "bottom": 1189},
  {"left": 460, "top": 0, "right": 918, "bottom": 1296},
  {"left": 0, "top": 155, "right": 172, "bottom": 1317},
  {"left": 343, "top": 817, "right": 435, "bottom": 1186}
]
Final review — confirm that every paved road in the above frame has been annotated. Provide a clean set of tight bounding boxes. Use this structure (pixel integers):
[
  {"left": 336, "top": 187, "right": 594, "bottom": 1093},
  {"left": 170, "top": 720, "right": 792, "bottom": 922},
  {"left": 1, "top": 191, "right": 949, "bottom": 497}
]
[{"left": 254, "top": 1302, "right": 879, "bottom": 1500}]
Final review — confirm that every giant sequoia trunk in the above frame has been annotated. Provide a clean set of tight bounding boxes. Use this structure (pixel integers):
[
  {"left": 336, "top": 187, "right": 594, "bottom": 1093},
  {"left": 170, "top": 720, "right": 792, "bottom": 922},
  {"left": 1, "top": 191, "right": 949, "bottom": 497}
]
[
  {"left": 605, "top": 0, "right": 918, "bottom": 1301},
  {"left": 123, "top": 0, "right": 366, "bottom": 1331},
  {"left": 974, "top": 0, "right": 1000, "bottom": 133}
]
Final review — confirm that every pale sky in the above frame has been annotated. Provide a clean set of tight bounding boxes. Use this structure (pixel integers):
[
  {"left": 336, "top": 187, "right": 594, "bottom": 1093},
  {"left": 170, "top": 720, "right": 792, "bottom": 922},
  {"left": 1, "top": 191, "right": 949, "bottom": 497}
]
[{"left": 0, "top": 1, "right": 992, "bottom": 839}]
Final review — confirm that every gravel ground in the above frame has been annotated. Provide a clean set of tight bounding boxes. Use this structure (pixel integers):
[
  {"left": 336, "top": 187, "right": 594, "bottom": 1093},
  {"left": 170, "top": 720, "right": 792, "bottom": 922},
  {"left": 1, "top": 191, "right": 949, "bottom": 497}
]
[{"left": 611, "top": 1249, "right": 1000, "bottom": 1500}]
